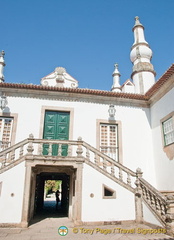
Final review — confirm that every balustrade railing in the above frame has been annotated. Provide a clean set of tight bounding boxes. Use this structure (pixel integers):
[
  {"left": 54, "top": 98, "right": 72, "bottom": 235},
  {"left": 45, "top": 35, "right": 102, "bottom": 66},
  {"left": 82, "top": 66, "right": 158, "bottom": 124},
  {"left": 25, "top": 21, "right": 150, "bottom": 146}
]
[
  {"left": 139, "top": 177, "right": 168, "bottom": 225},
  {"left": 82, "top": 141, "right": 136, "bottom": 192}
]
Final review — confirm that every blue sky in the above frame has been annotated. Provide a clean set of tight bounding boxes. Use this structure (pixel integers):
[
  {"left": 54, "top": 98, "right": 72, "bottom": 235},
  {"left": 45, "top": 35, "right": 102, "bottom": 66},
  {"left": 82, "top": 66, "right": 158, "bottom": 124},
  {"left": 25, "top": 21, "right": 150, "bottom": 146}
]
[{"left": 1, "top": 0, "right": 174, "bottom": 90}]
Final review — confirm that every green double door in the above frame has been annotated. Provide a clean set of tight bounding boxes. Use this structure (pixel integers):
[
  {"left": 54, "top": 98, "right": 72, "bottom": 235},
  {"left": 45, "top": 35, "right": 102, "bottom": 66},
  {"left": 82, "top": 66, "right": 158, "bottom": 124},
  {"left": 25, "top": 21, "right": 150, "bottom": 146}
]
[{"left": 43, "top": 111, "right": 70, "bottom": 156}]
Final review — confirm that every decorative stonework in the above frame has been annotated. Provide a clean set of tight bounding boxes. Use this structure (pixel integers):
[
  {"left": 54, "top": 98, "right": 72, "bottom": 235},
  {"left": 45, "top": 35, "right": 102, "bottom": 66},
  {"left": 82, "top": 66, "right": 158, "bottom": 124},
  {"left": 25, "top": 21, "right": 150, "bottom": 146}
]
[
  {"left": 132, "top": 62, "right": 156, "bottom": 75},
  {"left": 130, "top": 17, "right": 156, "bottom": 93},
  {"left": 132, "top": 16, "right": 144, "bottom": 30},
  {"left": 40, "top": 66, "right": 78, "bottom": 88},
  {"left": 55, "top": 67, "right": 66, "bottom": 74},
  {"left": 55, "top": 67, "right": 66, "bottom": 84}
]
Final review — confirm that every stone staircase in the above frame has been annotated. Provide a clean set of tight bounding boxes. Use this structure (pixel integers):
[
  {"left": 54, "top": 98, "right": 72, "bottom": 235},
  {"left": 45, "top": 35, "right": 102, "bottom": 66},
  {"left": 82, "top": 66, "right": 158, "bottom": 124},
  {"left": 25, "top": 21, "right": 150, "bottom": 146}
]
[{"left": 0, "top": 134, "right": 174, "bottom": 235}]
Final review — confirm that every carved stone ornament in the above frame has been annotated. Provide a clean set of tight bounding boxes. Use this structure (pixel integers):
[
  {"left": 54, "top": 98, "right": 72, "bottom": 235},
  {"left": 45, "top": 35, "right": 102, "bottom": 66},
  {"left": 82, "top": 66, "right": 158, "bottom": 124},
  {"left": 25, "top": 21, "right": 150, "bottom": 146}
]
[
  {"left": 55, "top": 67, "right": 66, "bottom": 83},
  {"left": 55, "top": 67, "right": 66, "bottom": 74},
  {"left": 42, "top": 80, "right": 48, "bottom": 86},
  {"left": 133, "top": 62, "right": 155, "bottom": 73}
]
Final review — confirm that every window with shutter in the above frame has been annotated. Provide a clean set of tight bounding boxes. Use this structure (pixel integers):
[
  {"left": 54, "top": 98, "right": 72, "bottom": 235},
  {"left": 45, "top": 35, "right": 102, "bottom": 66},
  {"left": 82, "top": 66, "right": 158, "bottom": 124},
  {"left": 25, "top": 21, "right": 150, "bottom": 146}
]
[{"left": 100, "top": 124, "right": 118, "bottom": 161}]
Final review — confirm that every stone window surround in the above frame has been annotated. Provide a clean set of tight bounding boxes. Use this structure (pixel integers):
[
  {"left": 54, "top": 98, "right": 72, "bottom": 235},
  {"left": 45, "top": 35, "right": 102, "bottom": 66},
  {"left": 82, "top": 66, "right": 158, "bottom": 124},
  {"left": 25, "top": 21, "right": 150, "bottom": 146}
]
[
  {"left": 96, "top": 119, "right": 123, "bottom": 164},
  {"left": 39, "top": 106, "right": 74, "bottom": 140},
  {"left": 0, "top": 112, "right": 18, "bottom": 147},
  {"left": 102, "top": 184, "right": 116, "bottom": 199},
  {"left": 160, "top": 111, "right": 174, "bottom": 148},
  {"left": 160, "top": 111, "right": 174, "bottom": 160}
]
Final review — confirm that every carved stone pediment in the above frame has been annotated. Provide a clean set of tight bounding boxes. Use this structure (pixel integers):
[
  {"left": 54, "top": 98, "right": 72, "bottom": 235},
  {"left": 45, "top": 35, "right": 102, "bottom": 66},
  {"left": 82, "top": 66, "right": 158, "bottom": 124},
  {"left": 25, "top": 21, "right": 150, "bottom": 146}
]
[{"left": 40, "top": 67, "right": 78, "bottom": 88}]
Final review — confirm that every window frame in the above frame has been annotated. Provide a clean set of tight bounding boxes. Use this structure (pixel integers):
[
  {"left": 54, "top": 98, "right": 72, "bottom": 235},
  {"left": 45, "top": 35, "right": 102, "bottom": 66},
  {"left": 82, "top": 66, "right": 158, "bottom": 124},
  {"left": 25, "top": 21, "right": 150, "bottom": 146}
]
[
  {"left": 161, "top": 112, "right": 174, "bottom": 147},
  {"left": 96, "top": 119, "right": 122, "bottom": 164},
  {"left": 0, "top": 117, "right": 13, "bottom": 150},
  {"left": 0, "top": 113, "right": 18, "bottom": 151},
  {"left": 102, "top": 184, "right": 116, "bottom": 199},
  {"left": 100, "top": 123, "right": 119, "bottom": 161}
]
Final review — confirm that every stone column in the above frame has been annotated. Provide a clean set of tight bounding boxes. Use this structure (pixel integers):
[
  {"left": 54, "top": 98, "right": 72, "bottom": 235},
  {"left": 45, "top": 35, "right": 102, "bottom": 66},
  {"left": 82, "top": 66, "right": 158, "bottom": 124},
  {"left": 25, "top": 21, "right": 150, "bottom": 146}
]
[
  {"left": 73, "top": 160, "right": 84, "bottom": 225},
  {"left": 135, "top": 168, "right": 143, "bottom": 223},
  {"left": 21, "top": 164, "right": 32, "bottom": 227}
]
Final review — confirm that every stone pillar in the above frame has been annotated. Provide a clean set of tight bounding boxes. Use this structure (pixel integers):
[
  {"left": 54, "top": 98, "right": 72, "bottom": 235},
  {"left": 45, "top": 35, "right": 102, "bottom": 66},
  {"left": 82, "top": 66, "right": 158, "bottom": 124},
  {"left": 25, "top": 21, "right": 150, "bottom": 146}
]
[
  {"left": 166, "top": 197, "right": 174, "bottom": 236},
  {"left": 74, "top": 160, "right": 84, "bottom": 225},
  {"left": 135, "top": 168, "right": 143, "bottom": 223},
  {"left": 21, "top": 164, "right": 32, "bottom": 227}
]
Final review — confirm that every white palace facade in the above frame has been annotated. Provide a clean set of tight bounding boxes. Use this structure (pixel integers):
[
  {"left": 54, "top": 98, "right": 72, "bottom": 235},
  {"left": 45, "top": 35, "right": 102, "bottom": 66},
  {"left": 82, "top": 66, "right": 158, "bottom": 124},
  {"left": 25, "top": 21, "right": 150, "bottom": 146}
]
[{"left": 0, "top": 17, "right": 174, "bottom": 234}]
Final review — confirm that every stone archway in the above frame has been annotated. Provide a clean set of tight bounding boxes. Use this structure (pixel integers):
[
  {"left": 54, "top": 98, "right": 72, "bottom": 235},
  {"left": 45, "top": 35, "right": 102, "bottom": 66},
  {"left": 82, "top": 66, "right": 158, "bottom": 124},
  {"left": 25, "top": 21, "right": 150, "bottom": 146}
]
[{"left": 21, "top": 162, "right": 83, "bottom": 227}]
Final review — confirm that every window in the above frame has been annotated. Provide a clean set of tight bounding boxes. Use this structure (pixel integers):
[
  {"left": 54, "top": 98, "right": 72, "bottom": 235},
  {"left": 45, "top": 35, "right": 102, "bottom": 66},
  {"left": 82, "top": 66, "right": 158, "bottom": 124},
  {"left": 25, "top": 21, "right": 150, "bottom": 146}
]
[
  {"left": 0, "top": 117, "right": 13, "bottom": 151},
  {"left": 162, "top": 117, "right": 174, "bottom": 146},
  {"left": 102, "top": 184, "right": 116, "bottom": 199},
  {"left": 100, "top": 124, "right": 118, "bottom": 161}
]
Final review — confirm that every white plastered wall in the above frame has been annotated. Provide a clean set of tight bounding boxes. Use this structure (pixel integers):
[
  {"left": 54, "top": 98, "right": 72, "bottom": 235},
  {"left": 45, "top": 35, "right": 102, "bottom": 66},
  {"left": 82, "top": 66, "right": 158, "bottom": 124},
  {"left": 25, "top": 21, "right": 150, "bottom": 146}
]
[
  {"left": 151, "top": 87, "right": 174, "bottom": 191},
  {"left": 0, "top": 162, "right": 25, "bottom": 223},
  {"left": 81, "top": 164, "right": 135, "bottom": 222}
]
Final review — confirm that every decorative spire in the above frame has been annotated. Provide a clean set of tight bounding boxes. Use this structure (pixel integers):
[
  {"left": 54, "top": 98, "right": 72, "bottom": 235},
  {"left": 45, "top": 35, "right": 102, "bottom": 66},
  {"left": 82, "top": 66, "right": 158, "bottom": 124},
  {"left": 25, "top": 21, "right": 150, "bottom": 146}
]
[
  {"left": 132, "top": 16, "right": 148, "bottom": 48},
  {"left": 134, "top": 16, "right": 143, "bottom": 29},
  {"left": 130, "top": 17, "right": 156, "bottom": 94},
  {"left": 111, "top": 63, "right": 121, "bottom": 92},
  {"left": 0, "top": 50, "right": 5, "bottom": 83}
]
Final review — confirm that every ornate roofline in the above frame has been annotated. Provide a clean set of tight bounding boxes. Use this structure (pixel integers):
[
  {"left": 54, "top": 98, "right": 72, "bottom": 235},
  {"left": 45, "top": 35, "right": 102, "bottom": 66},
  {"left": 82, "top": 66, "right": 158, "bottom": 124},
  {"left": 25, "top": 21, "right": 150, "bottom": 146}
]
[
  {"left": 0, "top": 63, "right": 173, "bottom": 104},
  {"left": 0, "top": 82, "right": 147, "bottom": 100}
]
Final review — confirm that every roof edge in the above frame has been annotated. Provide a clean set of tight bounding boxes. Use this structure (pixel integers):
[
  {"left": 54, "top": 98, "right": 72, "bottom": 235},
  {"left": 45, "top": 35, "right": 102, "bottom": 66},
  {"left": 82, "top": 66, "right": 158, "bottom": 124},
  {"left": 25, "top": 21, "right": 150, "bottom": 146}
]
[
  {"left": 145, "top": 63, "right": 174, "bottom": 97},
  {"left": 0, "top": 82, "right": 148, "bottom": 101}
]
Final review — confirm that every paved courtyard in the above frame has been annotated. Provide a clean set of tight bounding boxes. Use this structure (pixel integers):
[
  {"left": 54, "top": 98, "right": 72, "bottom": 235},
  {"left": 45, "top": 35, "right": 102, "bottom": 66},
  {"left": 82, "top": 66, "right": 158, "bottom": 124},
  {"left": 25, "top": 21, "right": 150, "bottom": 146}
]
[{"left": 0, "top": 217, "right": 174, "bottom": 240}]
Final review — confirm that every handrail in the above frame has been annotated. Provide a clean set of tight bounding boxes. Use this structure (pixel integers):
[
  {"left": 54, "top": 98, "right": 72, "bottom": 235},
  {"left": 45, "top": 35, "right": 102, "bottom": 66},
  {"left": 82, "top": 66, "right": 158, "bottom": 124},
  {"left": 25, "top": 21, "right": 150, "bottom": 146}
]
[
  {"left": 0, "top": 138, "right": 29, "bottom": 156},
  {"left": 32, "top": 138, "right": 78, "bottom": 145},
  {"left": 83, "top": 141, "right": 136, "bottom": 177}
]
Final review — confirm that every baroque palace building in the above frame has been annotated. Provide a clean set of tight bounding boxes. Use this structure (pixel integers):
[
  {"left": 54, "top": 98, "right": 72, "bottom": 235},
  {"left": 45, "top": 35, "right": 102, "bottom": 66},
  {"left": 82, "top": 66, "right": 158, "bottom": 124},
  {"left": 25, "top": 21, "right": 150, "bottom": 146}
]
[{"left": 0, "top": 17, "right": 174, "bottom": 234}]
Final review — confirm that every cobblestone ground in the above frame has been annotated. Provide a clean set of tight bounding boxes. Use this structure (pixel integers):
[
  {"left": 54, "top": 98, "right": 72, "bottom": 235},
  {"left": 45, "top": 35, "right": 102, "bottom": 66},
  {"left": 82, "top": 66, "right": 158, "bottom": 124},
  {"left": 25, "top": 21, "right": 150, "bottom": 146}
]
[
  {"left": 0, "top": 199, "right": 174, "bottom": 240},
  {"left": 0, "top": 217, "right": 174, "bottom": 240}
]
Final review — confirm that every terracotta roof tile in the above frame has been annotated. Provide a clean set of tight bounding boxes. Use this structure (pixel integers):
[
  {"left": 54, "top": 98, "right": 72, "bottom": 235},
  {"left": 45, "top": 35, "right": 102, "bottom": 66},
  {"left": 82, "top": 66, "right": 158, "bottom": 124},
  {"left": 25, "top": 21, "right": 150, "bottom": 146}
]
[{"left": 0, "top": 82, "right": 148, "bottom": 100}]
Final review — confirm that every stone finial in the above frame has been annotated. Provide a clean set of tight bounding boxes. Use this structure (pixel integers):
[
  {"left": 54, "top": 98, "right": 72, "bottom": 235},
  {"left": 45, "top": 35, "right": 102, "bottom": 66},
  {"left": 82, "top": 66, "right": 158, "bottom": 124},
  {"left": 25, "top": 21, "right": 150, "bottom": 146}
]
[
  {"left": 114, "top": 63, "right": 118, "bottom": 70},
  {"left": 0, "top": 50, "right": 5, "bottom": 58},
  {"left": 134, "top": 16, "right": 143, "bottom": 28},
  {"left": 77, "top": 136, "right": 82, "bottom": 141},
  {"left": 29, "top": 133, "right": 34, "bottom": 139},
  {"left": 111, "top": 63, "right": 121, "bottom": 92},
  {"left": 136, "top": 167, "right": 142, "bottom": 173},
  {"left": 136, "top": 168, "right": 143, "bottom": 177},
  {"left": 113, "top": 63, "right": 120, "bottom": 76},
  {"left": 135, "top": 16, "right": 140, "bottom": 24}
]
